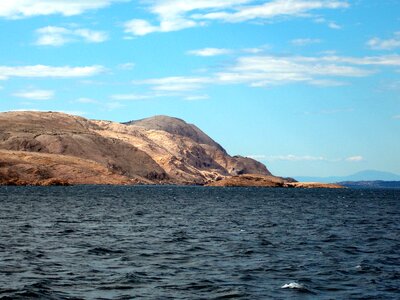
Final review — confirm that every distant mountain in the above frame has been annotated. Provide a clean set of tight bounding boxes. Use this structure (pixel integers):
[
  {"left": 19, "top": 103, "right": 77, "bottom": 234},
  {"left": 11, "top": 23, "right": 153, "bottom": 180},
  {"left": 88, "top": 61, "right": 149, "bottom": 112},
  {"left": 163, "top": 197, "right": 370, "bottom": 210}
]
[
  {"left": 295, "top": 170, "right": 400, "bottom": 183},
  {"left": 339, "top": 181, "right": 400, "bottom": 189}
]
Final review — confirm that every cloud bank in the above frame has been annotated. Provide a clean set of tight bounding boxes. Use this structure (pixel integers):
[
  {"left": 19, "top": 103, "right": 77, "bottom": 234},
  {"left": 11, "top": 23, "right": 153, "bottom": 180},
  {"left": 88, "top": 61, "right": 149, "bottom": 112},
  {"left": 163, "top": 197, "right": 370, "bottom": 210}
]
[
  {"left": 0, "top": 0, "right": 123, "bottom": 19},
  {"left": 124, "top": 0, "right": 349, "bottom": 36},
  {"left": 0, "top": 65, "right": 105, "bottom": 80},
  {"left": 36, "top": 26, "right": 108, "bottom": 46}
]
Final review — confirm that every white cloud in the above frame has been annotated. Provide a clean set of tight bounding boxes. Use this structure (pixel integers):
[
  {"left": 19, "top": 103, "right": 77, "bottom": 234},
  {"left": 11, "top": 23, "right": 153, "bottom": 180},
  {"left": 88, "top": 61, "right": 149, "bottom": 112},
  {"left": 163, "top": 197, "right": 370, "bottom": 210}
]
[
  {"left": 134, "top": 53, "right": 400, "bottom": 92},
  {"left": 124, "top": 19, "right": 162, "bottom": 36},
  {"left": 187, "top": 48, "right": 232, "bottom": 56},
  {"left": 124, "top": 0, "right": 349, "bottom": 36},
  {"left": 247, "top": 154, "right": 267, "bottom": 160},
  {"left": 267, "top": 155, "right": 327, "bottom": 161},
  {"left": 243, "top": 48, "right": 265, "bottom": 54},
  {"left": 215, "top": 55, "right": 373, "bottom": 87},
  {"left": 36, "top": 26, "right": 108, "bottom": 46},
  {"left": 249, "top": 154, "right": 365, "bottom": 163},
  {"left": 194, "top": 0, "right": 348, "bottom": 22},
  {"left": 76, "top": 97, "right": 99, "bottom": 104},
  {"left": 316, "top": 55, "right": 400, "bottom": 66},
  {"left": 105, "top": 102, "right": 125, "bottom": 110},
  {"left": 0, "top": 65, "right": 105, "bottom": 80},
  {"left": 367, "top": 32, "right": 400, "bottom": 50},
  {"left": 135, "top": 76, "right": 212, "bottom": 92},
  {"left": 328, "top": 21, "right": 341, "bottom": 29},
  {"left": 13, "top": 89, "right": 54, "bottom": 100},
  {"left": 291, "top": 38, "right": 321, "bottom": 46},
  {"left": 118, "top": 63, "right": 135, "bottom": 70},
  {"left": 304, "top": 108, "right": 354, "bottom": 115},
  {"left": 393, "top": 115, "right": 400, "bottom": 119},
  {"left": 0, "top": 0, "right": 122, "bottom": 19},
  {"left": 314, "top": 17, "right": 342, "bottom": 29},
  {"left": 184, "top": 95, "right": 209, "bottom": 101},
  {"left": 111, "top": 93, "right": 154, "bottom": 100},
  {"left": 75, "top": 28, "right": 108, "bottom": 43},
  {"left": 308, "top": 79, "right": 347, "bottom": 86},
  {"left": 111, "top": 91, "right": 210, "bottom": 101},
  {"left": 345, "top": 156, "right": 364, "bottom": 162}
]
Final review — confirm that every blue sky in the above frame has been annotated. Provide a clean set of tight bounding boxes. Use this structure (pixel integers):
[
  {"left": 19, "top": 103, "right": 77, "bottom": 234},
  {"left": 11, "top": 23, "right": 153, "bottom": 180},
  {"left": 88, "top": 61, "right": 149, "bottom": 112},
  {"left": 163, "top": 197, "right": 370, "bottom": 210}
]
[{"left": 0, "top": 0, "right": 399, "bottom": 177}]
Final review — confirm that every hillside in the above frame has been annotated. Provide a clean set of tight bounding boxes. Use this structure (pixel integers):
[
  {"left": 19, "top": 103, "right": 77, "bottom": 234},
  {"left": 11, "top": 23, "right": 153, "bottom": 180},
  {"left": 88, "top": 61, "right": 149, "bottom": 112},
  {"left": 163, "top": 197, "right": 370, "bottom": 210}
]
[{"left": 0, "top": 111, "right": 272, "bottom": 185}]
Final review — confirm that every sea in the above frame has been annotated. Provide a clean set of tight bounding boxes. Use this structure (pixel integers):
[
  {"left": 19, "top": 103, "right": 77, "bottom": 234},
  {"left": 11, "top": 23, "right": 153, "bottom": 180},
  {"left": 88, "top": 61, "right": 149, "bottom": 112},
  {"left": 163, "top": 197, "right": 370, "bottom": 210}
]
[{"left": 0, "top": 186, "right": 399, "bottom": 299}]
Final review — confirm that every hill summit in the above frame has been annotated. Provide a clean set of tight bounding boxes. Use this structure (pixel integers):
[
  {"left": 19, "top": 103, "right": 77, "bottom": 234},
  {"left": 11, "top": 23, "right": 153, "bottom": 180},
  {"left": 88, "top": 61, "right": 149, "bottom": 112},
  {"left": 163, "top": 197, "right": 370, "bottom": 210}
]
[{"left": 0, "top": 111, "right": 272, "bottom": 185}]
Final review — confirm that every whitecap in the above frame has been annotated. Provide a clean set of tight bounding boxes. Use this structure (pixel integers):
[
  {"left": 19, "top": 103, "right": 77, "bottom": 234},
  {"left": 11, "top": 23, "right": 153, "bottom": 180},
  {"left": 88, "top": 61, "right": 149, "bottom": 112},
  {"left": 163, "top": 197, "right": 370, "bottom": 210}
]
[{"left": 281, "top": 282, "right": 304, "bottom": 289}]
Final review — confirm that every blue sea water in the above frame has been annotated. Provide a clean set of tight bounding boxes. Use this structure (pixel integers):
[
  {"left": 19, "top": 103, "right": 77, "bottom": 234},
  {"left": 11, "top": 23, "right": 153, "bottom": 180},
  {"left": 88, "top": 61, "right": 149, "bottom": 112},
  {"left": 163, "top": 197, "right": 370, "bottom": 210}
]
[{"left": 0, "top": 186, "right": 399, "bottom": 299}]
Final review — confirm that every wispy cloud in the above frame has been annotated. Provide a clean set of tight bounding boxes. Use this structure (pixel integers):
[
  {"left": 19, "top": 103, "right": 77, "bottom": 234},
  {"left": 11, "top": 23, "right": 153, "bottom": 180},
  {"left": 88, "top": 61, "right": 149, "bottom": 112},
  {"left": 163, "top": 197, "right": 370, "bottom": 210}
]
[
  {"left": 266, "top": 154, "right": 327, "bottom": 162},
  {"left": 74, "top": 97, "right": 127, "bottom": 111},
  {"left": 104, "top": 102, "right": 125, "bottom": 110},
  {"left": 124, "top": 0, "right": 349, "bottom": 36},
  {"left": 187, "top": 48, "right": 232, "bottom": 57},
  {"left": 133, "top": 54, "right": 400, "bottom": 92},
  {"left": 118, "top": 63, "right": 135, "bottom": 70},
  {"left": 328, "top": 21, "right": 341, "bottom": 29},
  {"left": 393, "top": 115, "right": 400, "bottom": 119},
  {"left": 184, "top": 95, "right": 209, "bottom": 101},
  {"left": 0, "top": 65, "right": 105, "bottom": 80},
  {"left": 0, "top": 0, "right": 122, "bottom": 19},
  {"left": 249, "top": 154, "right": 364, "bottom": 162},
  {"left": 13, "top": 89, "right": 55, "bottom": 100},
  {"left": 215, "top": 55, "right": 364, "bottom": 87},
  {"left": 243, "top": 47, "right": 266, "bottom": 54},
  {"left": 345, "top": 156, "right": 364, "bottom": 162},
  {"left": 367, "top": 32, "right": 400, "bottom": 50},
  {"left": 111, "top": 93, "right": 155, "bottom": 100},
  {"left": 304, "top": 108, "right": 354, "bottom": 115},
  {"left": 134, "top": 76, "right": 212, "bottom": 92},
  {"left": 291, "top": 38, "right": 321, "bottom": 46},
  {"left": 314, "top": 17, "right": 342, "bottom": 30},
  {"left": 248, "top": 154, "right": 327, "bottom": 161},
  {"left": 36, "top": 26, "right": 108, "bottom": 46},
  {"left": 76, "top": 97, "right": 99, "bottom": 104}
]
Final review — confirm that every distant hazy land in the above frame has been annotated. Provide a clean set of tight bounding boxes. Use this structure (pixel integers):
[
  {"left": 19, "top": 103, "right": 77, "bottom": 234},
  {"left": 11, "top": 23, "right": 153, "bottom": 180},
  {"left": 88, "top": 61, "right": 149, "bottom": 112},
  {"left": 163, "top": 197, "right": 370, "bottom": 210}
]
[{"left": 296, "top": 170, "right": 400, "bottom": 183}]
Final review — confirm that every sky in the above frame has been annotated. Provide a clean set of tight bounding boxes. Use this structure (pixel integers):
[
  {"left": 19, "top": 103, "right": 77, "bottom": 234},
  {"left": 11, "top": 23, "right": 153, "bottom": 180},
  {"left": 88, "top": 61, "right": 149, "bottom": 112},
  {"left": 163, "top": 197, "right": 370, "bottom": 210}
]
[{"left": 0, "top": 0, "right": 399, "bottom": 177}]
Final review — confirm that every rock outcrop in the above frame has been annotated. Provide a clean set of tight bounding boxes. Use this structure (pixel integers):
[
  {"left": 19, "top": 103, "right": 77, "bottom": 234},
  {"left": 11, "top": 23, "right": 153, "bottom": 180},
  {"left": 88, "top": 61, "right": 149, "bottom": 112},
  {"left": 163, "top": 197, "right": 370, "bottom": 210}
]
[{"left": 207, "top": 175, "right": 344, "bottom": 188}]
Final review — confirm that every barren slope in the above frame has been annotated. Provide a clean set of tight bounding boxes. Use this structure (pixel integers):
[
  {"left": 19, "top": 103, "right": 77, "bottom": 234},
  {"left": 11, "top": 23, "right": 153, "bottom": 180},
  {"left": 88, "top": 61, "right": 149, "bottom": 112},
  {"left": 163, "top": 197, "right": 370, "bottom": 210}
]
[
  {"left": 0, "top": 111, "right": 273, "bottom": 185},
  {"left": 0, "top": 150, "right": 137, "bottom": 185},
  {"left": 95, "top": 116, "right": 271, "bottom": 184},
  {"left": 0, "top": 111, "right": 167, "bottom": 182}
]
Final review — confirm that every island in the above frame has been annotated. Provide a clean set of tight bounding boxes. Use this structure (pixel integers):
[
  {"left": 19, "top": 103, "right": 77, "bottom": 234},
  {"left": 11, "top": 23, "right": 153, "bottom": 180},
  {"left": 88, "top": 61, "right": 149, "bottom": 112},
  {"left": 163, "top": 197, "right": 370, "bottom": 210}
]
[{"left": 0, "top": 111, "right": 342, "bottom": 188}]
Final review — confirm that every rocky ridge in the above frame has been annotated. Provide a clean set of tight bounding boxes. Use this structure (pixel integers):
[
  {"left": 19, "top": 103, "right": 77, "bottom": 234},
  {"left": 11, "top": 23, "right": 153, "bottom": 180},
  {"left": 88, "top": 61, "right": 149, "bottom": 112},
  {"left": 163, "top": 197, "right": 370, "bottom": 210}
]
[{"left": 0, "top": 111, "right": 272, "bottom": 186}]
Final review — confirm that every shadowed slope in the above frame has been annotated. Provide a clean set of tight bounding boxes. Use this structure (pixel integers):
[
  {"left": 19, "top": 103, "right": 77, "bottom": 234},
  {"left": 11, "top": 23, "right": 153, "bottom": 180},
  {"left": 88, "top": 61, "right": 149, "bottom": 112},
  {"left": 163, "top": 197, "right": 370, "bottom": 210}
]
[
  {"left": 0, "top": 111, "right": 167, "bottom": 181},
  {"left": 0, "top": 150, "right": 136, "bottom": 185}
]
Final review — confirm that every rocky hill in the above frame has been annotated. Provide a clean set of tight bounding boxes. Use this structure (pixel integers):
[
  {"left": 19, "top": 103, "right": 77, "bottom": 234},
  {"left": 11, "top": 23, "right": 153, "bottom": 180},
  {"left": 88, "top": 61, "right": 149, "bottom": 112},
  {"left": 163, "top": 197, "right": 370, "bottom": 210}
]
[{"left": 0, "top": 111, "right": 273, "bottom": 186}]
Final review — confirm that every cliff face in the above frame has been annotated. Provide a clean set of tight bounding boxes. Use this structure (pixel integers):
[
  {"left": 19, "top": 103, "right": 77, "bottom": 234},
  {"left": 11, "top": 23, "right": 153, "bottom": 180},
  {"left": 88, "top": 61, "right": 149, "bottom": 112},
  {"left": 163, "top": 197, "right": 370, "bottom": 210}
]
[{"left": 0, "top": 111, "right": 271, "bottom": 185}]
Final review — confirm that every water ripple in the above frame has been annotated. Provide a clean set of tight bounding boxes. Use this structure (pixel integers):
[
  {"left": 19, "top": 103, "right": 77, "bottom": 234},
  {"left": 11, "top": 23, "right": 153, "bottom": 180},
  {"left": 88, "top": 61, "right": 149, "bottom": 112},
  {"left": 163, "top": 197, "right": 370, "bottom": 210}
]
[{"left": 0, "top": 186, "right": 399, "bottom": 299}]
